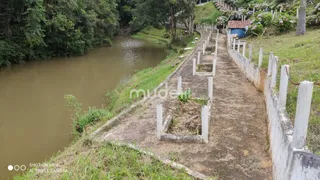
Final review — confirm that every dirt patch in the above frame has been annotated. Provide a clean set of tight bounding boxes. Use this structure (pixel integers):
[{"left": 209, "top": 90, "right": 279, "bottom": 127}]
[
  {"left": 206, "top": 45, "right": 215, "bottom": 52},
  {"left": 164, "top": 99, "right": 206, "bottom": 135},
  {"left": 197, "top": 64, "right": 212, "bottom": 72}
]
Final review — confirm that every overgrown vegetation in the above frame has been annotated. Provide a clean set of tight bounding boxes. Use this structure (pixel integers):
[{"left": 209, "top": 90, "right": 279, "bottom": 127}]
[
  {"left": 15, "top": 138, "right": 193, "bottom": 179},
  {"left": 178, "top": 89, "right": 192, "bottom": 103},
  {"left": 245, "top": 29, "right": 320, "bottom": 154},
  {"left": 195, "top": 2, "right": 220, "bottom": 24},
  {"left": 64, "top": 95, "right": 113, "bottom": 135},
  {"left": 0, "top": 0, "right": 119, "bottom": 66}
]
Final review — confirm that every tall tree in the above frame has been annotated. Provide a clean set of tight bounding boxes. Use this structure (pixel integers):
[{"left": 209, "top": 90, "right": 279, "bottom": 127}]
[{"left": 296, "top": 0, "right": 307, "bottom": 35}]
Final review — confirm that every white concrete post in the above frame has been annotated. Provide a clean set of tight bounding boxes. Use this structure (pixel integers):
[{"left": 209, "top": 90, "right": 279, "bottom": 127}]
[
  {"left": 237, "top": 40, "right": 240, "bottom": 53},
  {"left": 292, "top": 81, "right": 314, "bottom": 149},
  {"left": 249, "top": 44, "right": 253, "bottom": 61},
  {"left": 177, "top": 76, "right": 182, "bottom": 94},
  {"left": 201, "top": 105, "right": 209, "bottom": 143},
  {"left": 271, "top": 56, "right": 278, "bottom": 89},
  {"left": 267, "top": 52, "right": 274, "bottom": 76},
  {"left": 203, "top": 43, "right": 205, "bottom": 55},
  {"left": 197, "top": 51, "right": 201, "bottom": 64},
  {"left": 213, "top": 54, "right": 217, "bottom": 76},
  {"left": 258, "top": 47, "right": 263, "bottom": 68},
  {"left": 193, "top": 58, "right": 196, "bottom": 76},
  {"left": 156, "top": 104, "right": 163, "bottom": 139},
  {"left": 215, "top": 32, "right": 219, "bottom": 55},
  {"left": 233, "top": 39, "right": 236, "bottom": 50},
  {"left": 242, "top": 42, "right": 246, "bottom": 57},
  {"left": 208, "top": 77, "right": 213, "bottom": 100},
  {"left": 279, "top": 65, "right": 290, "bottom": 109}
]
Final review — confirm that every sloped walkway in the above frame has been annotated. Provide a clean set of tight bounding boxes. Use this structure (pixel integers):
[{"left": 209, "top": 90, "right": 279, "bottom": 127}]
[{"left": 94, "top": 31, "right": 272, "bottom": 180}]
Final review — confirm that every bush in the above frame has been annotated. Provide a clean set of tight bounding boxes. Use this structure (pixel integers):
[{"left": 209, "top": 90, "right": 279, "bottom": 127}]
[
  {"left": 0, "top": 41, "right": 25, "bottom": 66},
  {"left": 65, "top": 94, "right": 113, "bottom": 134},
  {"left": 248, "top": 23, "right": 264, "bottom": 36},
  {"left": 274, "top": 14, "right": 296, "bottom": 33},
  {"left": 178, "top": 89, "right": 191, "bottom": 103},
  {"left": 257, "top": 12, "right": 273, "bottom": 27},
  {"left": 75, "top": 107, "right": 112, "bottom": 133}
]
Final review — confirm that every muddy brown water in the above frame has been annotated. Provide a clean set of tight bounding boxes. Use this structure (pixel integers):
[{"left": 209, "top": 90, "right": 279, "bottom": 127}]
[{"left": 0, "top": 36, "right": 168, "bottom": 179}]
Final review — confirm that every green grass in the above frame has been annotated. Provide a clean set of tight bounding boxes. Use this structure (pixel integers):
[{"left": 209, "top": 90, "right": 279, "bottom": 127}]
[
  {"left": 195, "top": 2, "right": 220, "bottom": 24},
  {"left": 15, "top": 138, "right": 193, "bottom": 179},
  {"left": 245, "top": 29, "right": 320, "bottom": 154},
  {"left": 131, "top": 27, "right": 169, "bottom": 46}
]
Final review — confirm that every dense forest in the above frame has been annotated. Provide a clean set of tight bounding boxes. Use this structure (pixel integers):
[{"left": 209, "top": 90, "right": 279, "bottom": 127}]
[
  {"left": 0, "top": 0, "right": 120, "bottom": 66},
  {"left": 0, "top": 0, "right": 197, "bottom": 67}
]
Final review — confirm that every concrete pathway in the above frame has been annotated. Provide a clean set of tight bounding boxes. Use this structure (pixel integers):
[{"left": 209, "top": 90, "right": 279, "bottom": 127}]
[{"left": 94, "top": 30, "right": 272, "bottom": 180}]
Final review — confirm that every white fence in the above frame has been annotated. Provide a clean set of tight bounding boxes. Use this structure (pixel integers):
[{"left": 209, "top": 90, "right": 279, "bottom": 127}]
[{"left": 227, "top": 35, "right": 320, "bottom": 180}]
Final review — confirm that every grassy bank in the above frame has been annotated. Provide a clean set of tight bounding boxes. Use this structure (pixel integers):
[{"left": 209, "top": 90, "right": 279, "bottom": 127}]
[
  {"left": 245, "top": 29, "right": 320, "bottom": 154},
  {"left": 14, "top": 138, "right": 192, "bottom": 179},
  {"left": 195, "top": 2, "right": 220, "bottom": 25},
  {"left": 16, "top": 27, "right": 200, "bottom": 179}
]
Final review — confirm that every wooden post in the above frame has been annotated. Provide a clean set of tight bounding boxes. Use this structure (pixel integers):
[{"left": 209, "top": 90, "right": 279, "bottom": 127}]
[
  {"left": 233, "top": 39, "right": 236, "bottom": 50},
  {"left": 201, "top": 105, "right": 209, "bottom": 143},
  {"left": 271, "top": 56, "right": 278, "bottom": 89},
  {"left": 193, "top": 58, "right": 196, "bottom": 76},
  {"left": 157, "top": 104, "right": 163, "bottom": 139},
  {"left": 197, "top": 51, "right": 201, "bottom": 64},
  {"left": 237, "top": 40, "right": 240, "bottom": 53},
  {"left": 279, "top": 65, "right": 289, "bottom": 109},
  {"left": 292, "top": 81, "right": 314, "bottom": 149},
  {"left": 258, "top": 47, "right": 263, "bottom": 68},
  {"left": 249, "top": 44, "right": 253, "bottom": 61},
  {"left": 177, "top": 76, "right": 182, "bottom": 94}
]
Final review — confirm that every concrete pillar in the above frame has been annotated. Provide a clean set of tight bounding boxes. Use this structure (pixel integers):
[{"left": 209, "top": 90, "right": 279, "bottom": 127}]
[
  {"left": 208, "top": 77, "right": 213, "bottom": 100},
  {"left": 203, "top": 43, "right": 205, "bottom": 55},
  {"left": 201, "top": 105, "right": 209, "bottom": 143},
  {"left": 233, "top": 39, "right": 236, "bottom": 50},
  {"left": 267, "top": 52, "right": 274, "bottom": 76},
  {"left": 242, "top": 42, "right": 246, "bottom": 57},
  {"left": 249, "top": 44, "right": 253, "bottom": 61},
  {"left": 237, "top": 40, "right": 240, "bottom": 53},
  {"left": 212, "top": 58, "right": 216, "bottom": 76},
  {"left": 177, "top": 76, "right": 182, "bottom": 94},
  {"left": 197, "top": 51, "right": 201, "bottom": 64},
  {"left": 193, "top": 58, "right": 196, "bottom": 76},
  {"left": 279, "top": 65, "right": 289, "bottom": 109},
  {"left": 271, "top": 56, "right": 278, "bottom": 89},
  {"left": 293, "top": 81, "right": 314, "bottom": 149},
  {"left": 258, "top": 47, "right": 263, "bottom": 68},
  {"left": 157, "top": 104, "right": 163, "bottom": 139}
]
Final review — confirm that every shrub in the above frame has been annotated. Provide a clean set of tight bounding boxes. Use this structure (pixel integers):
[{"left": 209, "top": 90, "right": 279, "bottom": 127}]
[
  {"left": 257, "top": 12, "right": 273, "bottom": 27},
  {"left": 178, "top": 89, "right": 191, "bottom": 103},
  {"left": 65, "top": 94, "right": 113, "bottom": 134},
  {"left": 274, "top": 14, "right": 295, "bottom": 33},
  {"left": 248, "top": 23, "right": 264, "bottom": 36}
]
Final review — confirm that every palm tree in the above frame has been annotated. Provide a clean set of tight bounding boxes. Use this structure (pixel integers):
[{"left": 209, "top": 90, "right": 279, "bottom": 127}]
[{"left": 296, "top": 0, "right": 307, "bottom": 35}]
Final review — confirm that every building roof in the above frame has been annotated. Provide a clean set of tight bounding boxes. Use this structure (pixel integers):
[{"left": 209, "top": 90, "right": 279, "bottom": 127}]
[{"left": 227, "top": 21, "right": 251, "bottom": 29}]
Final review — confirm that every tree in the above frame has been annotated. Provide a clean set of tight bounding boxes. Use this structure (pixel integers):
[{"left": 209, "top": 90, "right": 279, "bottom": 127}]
[
  {"left": 131, "top": 0, "right": 196, "bottom": 40},
  {"left": 296, "top": 0, "right": 307, "bottom": 35}
]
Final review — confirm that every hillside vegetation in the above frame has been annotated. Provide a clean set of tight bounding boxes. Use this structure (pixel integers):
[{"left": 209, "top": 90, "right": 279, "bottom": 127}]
[{"left": 195, "top": 2, "right": 220, "bottom": 25}]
